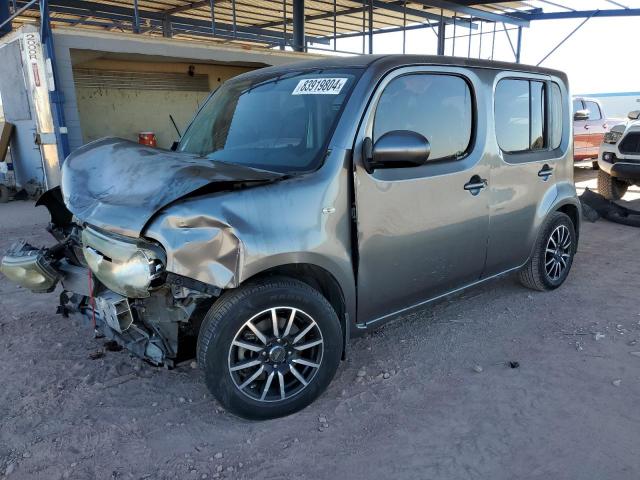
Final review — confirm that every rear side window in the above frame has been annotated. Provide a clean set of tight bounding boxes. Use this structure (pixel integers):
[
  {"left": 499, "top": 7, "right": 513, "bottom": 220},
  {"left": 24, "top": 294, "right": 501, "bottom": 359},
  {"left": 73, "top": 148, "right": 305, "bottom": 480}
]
[
  {"left": 584, "top": 101, "right": 602, "bottom": 120},
  {"left": 373, "top": 74, "right": 472, "bottom": 162},
  {"left": 549, "top": 83, "right": 563, "bottom": 149},
  {"left": 495, "top": 79, "right": 547, "bottom": 153},
  {"left": 495, "top": 78, "right": 564, "bottom": 156}
]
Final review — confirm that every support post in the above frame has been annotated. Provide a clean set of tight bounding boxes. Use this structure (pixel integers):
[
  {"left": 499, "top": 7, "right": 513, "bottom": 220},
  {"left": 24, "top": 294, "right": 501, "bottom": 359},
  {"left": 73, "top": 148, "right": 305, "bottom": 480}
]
[
  {"left": 231, "top": 0, "right": 237, "bottom": 38},
  {"left": 361, "top": 0, "right": 365, "bottom": 54},
  {"left": 133, "top": 0, "right": 140, "bottom": 33},
  {"left": 39, "top": 0, "right": 71, "bottom": 161},
  {"left": 209, "top": 0, "right": 216, "bottom": 37},
  {"left": 162, "top": 15, "right": 172, "bottom": 37},
  {"left": 402, "top": 0, "right": 406, "bottom": 54},
  {"left": 515, "top": 25, "right": 522, "bottom": 63},
  {"left": 292, "top": 0, "right": 304, "bottom": 52},
  {"left": 0, "top": 0, "right": 11, "bottom": 37},
  {"left": 333, "top": 0, "right": 336, "bottom": 51},
  {"left": 368, "top": 0, "right": 373, "bottom": 54},
  {"left": 436, "top": 12, "right": 445, "bottom": 55}
]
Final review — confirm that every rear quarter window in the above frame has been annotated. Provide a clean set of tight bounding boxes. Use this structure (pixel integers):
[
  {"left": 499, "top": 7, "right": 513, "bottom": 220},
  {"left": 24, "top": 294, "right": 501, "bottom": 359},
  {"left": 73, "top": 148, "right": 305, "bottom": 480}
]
[{"left": 495, "top": 77, "right": 565, "bottom": 160}]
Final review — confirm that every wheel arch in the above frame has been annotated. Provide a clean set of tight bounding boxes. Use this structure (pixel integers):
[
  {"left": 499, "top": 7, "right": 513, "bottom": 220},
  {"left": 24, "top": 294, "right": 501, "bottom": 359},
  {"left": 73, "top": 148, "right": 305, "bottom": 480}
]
[
  {"left": 241, "top": 263, "right": 353, "bottom": 359},
  {"left": 554, "top": 200, "right": 581, "bottom": 246}
]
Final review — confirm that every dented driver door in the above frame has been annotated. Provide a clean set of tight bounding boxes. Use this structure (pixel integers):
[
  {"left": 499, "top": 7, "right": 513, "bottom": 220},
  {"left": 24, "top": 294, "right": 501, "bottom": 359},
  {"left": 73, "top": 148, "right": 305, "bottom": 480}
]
[{"left": 353, "top": 67, "right": 491, "bottom": 326}]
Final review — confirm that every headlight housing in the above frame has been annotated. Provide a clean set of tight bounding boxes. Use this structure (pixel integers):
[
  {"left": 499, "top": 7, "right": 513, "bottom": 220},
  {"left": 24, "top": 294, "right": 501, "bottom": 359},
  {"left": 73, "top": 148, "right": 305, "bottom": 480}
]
[
  {"left": 604, "top": 130, "right": 624, "bottom": 144},
  {"left": 82, "top": 227, "right": 165, "bottom": 298}
]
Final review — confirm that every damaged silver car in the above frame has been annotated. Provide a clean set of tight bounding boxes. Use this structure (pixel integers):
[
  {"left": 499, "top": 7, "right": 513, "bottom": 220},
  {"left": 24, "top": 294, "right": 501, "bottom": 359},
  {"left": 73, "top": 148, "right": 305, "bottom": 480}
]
[{"left": 1, "top": 55, "right": 581, "bottom": 419}]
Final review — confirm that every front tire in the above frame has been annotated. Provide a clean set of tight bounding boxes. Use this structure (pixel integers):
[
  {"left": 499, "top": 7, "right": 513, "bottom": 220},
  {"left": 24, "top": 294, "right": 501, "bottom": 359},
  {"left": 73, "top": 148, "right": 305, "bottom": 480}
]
[
  {"left": 519, "top": 212, "right": 576, "bottom": 291},
  {"left": 598, "top": 169, "right": 628, "bottom": 200},
  {"left": 197, "top": 278, "right": 342, "bottom": 420}
]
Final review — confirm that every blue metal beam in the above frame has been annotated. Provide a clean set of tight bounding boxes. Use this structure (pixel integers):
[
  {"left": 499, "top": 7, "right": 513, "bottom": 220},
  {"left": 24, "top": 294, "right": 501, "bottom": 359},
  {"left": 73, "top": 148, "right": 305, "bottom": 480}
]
[
  {"left": 40, "top": 0, "right": 71, "bottom": 160},
  {"left": 15, "top": 0, "right": 328, "bottom": 44},
  {"left": 513, "top": 9, "right": 640, "bottom": 20},
  {"left": 0, "top": 0, "right": 12, "bottom": 36},
  {"left": 257, "top": 0, "right": 477, "bottom": 30},
  {"left": 410, "top": 0, "right": 529, "bottom": 26}
]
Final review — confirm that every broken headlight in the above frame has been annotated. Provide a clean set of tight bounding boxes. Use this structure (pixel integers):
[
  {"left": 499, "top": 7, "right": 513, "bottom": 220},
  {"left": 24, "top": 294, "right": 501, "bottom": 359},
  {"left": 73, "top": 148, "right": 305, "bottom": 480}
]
[
  {"left": 0, "top": 242, "right": 61, "bottom": 293},
  {"left": 82, "top": 227, "right": 165, "bottom": 298}
]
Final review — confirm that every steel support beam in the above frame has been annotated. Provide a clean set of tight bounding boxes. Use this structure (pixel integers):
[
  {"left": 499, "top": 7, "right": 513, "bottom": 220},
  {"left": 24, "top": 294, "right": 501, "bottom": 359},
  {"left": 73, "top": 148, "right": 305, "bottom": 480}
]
[
  {"left": 162, "top": 14, "right": 172, "bottom": 37},
  {"left": 411, "top": 0, "right": 529, "bottom": 26},
  {"left": 39, "top": 0, "right": 71, "bottom": 161},
  {"left": 437, "top": 14, "right": 445, "bottom": 55},
  {"left": 258, "top": 0, "right": 476, "bottom": 30},
  {"left": 513, "top": 9, "right": 640, "bottom": 20},
  {"left": 292, "top": 0, "right": 304, "bottom": 51},
  {"left": 163, "top": 1, "right": 209, "bottom": 15},
  {"left": 536, "top": 11, "right": 596, "bottom": 66},
  {"left": 367, "top": 0, "right": 373, "bottom": 54},
  {"left": 15, "top": 0, "right": 327, "bottom": 45},
  {"left": 515, "top": 25, "right": 522, "bottom": 63},
  {"left": 0, "top": 0, "right": 11, "bottom": 36},
  {"left": 133, "top": 0, "right": 140, "bottom": 33}
]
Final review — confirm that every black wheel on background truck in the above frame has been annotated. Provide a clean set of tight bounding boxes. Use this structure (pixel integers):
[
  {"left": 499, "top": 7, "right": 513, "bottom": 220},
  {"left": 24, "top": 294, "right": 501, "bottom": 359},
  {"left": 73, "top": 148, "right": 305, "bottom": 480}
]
[
  {"left": 519, "top": 211, "right": 576, "bottom": 291},
  {"left": 197, "top": 277, "right": 343, "bottom": 420},
  {"left": 0, "top": 184, "right": 9, "bottom": 203},
  {"left": 592, "top": 160, "right": 599, "bottom": 171},
  {"left": 597, "top": 169, "right": 628, "bottom": 201}
]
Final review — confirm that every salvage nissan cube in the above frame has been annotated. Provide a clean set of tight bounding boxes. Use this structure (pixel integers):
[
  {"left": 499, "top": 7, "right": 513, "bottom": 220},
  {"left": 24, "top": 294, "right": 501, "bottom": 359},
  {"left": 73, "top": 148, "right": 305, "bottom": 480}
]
[{"left": 1, "top": 55, "right": 580, "bottom": 420}]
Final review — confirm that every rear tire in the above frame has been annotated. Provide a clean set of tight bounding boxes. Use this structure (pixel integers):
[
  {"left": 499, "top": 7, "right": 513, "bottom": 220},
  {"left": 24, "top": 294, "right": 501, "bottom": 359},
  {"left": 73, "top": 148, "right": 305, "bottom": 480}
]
[
  {"left": 197, "top": 277, "right": 342, "bottom": 420},
  {"left": 519, "top": 212, "right": 576, "bottom": 291},
  {"left": 598, "top": 169, "right": 627, "bottom": 200},
  {"left": 0, "top": 185, "right": 9, "bottom": 203}
]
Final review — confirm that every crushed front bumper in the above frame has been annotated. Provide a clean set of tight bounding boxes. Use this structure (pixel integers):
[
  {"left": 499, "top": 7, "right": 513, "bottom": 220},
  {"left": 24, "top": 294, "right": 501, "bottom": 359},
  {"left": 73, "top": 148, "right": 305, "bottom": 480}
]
[{"left": 1, "top": 239, "right": 206, "bottom": 367}]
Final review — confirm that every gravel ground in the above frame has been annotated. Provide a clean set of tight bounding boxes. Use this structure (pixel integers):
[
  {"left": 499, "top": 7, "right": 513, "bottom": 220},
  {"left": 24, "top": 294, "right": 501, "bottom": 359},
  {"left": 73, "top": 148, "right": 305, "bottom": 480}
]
[{"left": 1, "top": 168, "right": 640, "bottom": 480}]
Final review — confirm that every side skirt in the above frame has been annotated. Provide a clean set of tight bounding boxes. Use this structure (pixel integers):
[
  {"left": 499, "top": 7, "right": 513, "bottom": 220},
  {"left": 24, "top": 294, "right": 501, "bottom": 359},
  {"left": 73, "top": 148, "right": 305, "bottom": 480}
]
[{"left": 355, "top": 264, "right": 524, "bottom": 331}]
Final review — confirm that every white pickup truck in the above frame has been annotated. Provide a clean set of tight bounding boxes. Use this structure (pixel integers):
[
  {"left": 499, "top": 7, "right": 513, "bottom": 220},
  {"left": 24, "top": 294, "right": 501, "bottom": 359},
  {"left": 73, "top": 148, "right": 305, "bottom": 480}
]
[{"left": 598, "top": 111, "right": 640, "bottom": 200}]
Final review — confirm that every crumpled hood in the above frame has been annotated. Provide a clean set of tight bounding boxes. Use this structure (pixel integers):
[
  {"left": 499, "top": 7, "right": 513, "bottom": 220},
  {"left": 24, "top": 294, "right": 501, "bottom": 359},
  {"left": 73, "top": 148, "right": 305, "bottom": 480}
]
[{"left": 61, "top": 137, "right": 283, "bottom": 237}]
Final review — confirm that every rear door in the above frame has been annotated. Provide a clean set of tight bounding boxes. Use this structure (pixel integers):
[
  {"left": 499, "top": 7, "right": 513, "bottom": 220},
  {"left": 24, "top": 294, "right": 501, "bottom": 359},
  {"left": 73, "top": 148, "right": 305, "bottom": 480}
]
[
  {"left": 584, "top": 100, "right": 605, "bottom": 154},
  {"left": 573, "top": 99, "right": 589, "bottom": 160},
  {"left": 353, "top": 67, "right": 490, "bottom": 324},
  {"left": 484, "top": 75, "right": 567, "bottom": 275}
]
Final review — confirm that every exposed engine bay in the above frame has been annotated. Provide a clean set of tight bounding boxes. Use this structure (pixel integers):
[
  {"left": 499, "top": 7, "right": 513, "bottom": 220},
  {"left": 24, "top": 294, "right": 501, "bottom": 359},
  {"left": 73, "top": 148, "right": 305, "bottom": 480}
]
[{"left": 1, "top": 187, "right": 217, "bottom": 366}]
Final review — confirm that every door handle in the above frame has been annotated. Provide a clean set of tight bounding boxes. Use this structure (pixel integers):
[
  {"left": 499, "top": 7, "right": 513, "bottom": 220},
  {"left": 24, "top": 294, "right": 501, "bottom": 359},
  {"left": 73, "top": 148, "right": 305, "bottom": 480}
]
[
  {"left": 584, "top": 124, "right": 590, "bottom": 130},
  {"left": 463, "top": 175, "right": 487, "bottom": 196},
  {"left": 538, "top": 164, "right": 553, "bottom": 181}
]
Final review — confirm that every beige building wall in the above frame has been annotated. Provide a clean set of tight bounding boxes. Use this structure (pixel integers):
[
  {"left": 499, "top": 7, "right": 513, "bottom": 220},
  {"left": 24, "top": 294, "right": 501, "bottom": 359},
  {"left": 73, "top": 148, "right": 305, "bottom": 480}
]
[{"left": 73, "top": 59, "right": 256, "bottom": 149}]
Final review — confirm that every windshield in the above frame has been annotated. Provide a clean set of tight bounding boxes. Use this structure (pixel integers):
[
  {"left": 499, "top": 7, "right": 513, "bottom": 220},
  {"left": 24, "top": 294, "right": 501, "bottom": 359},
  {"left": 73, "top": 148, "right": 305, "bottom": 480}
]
[{"left": 177, "top": 68, "right": 361, "bottom": 173}]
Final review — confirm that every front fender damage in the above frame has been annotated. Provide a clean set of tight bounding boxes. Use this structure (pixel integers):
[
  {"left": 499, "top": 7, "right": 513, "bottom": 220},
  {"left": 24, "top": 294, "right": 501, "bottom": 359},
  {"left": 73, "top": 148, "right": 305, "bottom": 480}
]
[{"left": 145, "top": 211, "right": 243, "bottom": 291}]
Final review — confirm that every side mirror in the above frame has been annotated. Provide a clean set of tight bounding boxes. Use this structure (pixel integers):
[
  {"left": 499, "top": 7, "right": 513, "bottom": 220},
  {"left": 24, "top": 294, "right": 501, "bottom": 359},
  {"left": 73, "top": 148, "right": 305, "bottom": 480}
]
[
  {"left": 628, "top": 110, "right": 640, "bottom": 120},
  {"left": 574, "top": 109, "right": 590, "bottom": 121},
  {"left": 363, "top": 130, "right": 430, "bottom": 173}
]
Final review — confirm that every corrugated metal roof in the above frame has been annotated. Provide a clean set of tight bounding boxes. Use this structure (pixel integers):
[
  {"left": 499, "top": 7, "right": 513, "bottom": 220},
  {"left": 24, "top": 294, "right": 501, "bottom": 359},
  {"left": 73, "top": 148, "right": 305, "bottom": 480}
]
[{"left": 9, "top": 0, "right": 536, "bottom": 47}]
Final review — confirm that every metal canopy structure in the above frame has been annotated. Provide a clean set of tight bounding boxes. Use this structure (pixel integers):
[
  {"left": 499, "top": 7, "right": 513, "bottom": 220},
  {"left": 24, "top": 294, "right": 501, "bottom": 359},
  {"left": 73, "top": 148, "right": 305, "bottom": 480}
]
[
  {"left": 2, "top": 0, "right": 639, "bottom": 54},
  {"left": 0, "top": 0, "right": 638, "bottom": 187}
]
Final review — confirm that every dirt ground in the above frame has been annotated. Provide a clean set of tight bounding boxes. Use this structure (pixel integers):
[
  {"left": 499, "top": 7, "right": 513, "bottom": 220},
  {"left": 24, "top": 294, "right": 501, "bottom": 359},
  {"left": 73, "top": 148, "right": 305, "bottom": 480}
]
[{"left": 1, "top": 167, "right": 640, "bottom": 480}]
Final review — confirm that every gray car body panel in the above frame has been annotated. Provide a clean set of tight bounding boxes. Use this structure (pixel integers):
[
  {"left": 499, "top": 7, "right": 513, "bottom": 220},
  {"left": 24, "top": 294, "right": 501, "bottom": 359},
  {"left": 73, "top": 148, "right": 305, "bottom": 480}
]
[
  {"left": 56, "top": 55, "right": 578, "bottom": 337},
  {"left": 61, "top": 137, "right": 283, "bottom": 237}
]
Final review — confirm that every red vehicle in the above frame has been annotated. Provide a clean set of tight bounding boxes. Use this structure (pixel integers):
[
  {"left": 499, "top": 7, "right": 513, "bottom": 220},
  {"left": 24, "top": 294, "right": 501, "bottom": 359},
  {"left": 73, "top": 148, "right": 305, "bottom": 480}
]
[{"left": 573, "top": 97, "right": 622, "bottom": 168}]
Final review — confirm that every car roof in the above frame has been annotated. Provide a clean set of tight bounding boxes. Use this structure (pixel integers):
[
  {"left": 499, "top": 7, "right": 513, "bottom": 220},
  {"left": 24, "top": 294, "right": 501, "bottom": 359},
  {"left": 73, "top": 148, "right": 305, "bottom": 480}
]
[{"left": 252, "top": 54, "right": 567, "bottom": 81}]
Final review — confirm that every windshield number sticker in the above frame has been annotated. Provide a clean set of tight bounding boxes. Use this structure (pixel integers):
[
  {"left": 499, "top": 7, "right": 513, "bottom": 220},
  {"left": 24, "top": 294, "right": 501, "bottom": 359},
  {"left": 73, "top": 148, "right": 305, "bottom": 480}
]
[{"left": 292, "top": 78, "right": 348, "bottom": 95}]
